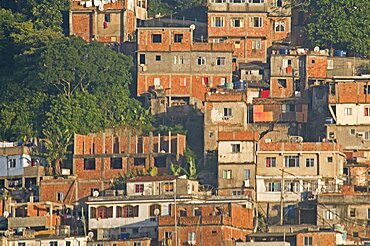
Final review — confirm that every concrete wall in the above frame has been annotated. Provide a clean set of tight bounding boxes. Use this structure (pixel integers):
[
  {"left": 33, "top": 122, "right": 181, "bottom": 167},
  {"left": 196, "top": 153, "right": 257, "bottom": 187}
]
[
  {"left": 326, "top": 125, "right": 370, "bottom": 151},
  {"left": 8, "top": 237, "right": 87, "bottom": 246},
  {"left": 218, "top": 141, "right": 255, "bottom": 163},
  {"left": 335, "top": 103, "right": 370, "bottom": 125},
  {"left": 0, "top": 154, "right": 31, "bottom": 177}
]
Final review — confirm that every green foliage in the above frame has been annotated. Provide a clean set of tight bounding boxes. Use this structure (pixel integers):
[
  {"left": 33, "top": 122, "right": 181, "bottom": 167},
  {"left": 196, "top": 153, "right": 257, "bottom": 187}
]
[
  {"left": 148, "top": 0, "right": 205, "bottom": 17},
  {"left": 306, "top": 0, "right": 369, "bottom": 55},
  {"left": 169, "top": 148, "right": 197, "bottom": 179}
]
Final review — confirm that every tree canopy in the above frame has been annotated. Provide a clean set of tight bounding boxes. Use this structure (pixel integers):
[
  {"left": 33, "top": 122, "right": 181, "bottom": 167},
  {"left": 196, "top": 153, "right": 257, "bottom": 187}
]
[{"left": 306, "top": 0, "right": 369, "bottom": 55}]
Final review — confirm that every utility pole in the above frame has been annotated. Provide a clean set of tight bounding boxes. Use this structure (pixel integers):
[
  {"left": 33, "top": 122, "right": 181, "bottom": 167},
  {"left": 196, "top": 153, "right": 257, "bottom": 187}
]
[{"left": 280, "top": 168, "right": 284, "bottom": 225}]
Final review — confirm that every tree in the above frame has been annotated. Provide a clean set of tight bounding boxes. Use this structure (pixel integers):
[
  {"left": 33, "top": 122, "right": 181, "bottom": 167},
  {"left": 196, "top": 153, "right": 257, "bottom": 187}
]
[{"left": 306, "top": 0, "right": 369, "bottom": 55}]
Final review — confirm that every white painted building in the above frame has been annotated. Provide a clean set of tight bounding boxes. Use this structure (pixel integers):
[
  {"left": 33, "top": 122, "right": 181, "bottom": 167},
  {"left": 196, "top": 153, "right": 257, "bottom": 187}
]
[
  {"left": 0, "top": 146, "right": 32, "bottom": 177},
  {"left": 331, "top": 103, "right": 370, "bottom": 125},
  {"left": 6, "top": 234, "right": 87, "bottom": 246}
]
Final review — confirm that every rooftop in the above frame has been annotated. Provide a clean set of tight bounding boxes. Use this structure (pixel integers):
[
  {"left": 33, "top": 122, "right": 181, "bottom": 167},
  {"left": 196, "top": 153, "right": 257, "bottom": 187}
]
[{"left": 218, "top": 131, "right": 259, "bottom": 141}]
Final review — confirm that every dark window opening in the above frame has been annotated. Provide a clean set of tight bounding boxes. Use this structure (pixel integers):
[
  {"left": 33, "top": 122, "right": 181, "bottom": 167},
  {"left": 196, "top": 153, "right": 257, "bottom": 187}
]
[
  {"left": 113, "top": 137, "right": 119, "bottom": 153},
  {"left": 104, "top": 13, "right": 111, "bottom": 22},
  {"left": 152, "top": 34, "right": 162, "bottom": 43},
  {"left": 150, "top": 204, "right": 161, "bottom": 216},
  {"left": 278, "top": 79, "right": 287, "bottom": 88},
  {"left": 276, "top": 0, "right": 282, "bottom": 7},
  {"left": 139, "top": 54, "right": 146, "bottom": 65},
  {"left": 174, "top": 34, "right": 183, "bottom": 43},
  {"left": 134, "top": 157, "right": 146, "bottom": 166},
  {"left": 298, "top": 11, "right": 304, "bottom": 25},
  {"left": 84, "top": 158, "right": 96, "bottom": 170},
  {"left": 364, "top": 85, "right": 370, "bottom": 94},
  {"left": 155, "top": 55, "right": 161, "bottom": 61},
  {"left": 154, "top": 156, "right": 167, "bottom": 168},
  {"left": 295, "top": 80, "right": 301, "bottom": 91},
  {"left": 329, "top": 83, "right": 336, "bottom": 95},
  {"left": 179, "top": 209, "right": 187, "bottom": 217},
  {"left": 110, "top": 158, "right": 122, "bottom": 169}
]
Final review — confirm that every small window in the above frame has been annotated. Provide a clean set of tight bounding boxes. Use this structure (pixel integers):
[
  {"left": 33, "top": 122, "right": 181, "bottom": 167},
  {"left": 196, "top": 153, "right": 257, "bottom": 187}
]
[
  {"left": 154, "top": 78, "right": 161, "bottom": 86},
  {"left": 252, "top": 39, "right": 261, "bottom": 49},
  {"left": 250, "top": 17, "right": 263, "bottom": 28},
  {"left": 135, "top": 184, "right": 144, "bottom": 193},
  {"left": 9, "top": 159, "right": 16, "bottom": 168},
  {"left": 211, "top": 17, "right": 224, "bottom": 27},
  {"left": 265, "top": 157, "right": 276, "bottom": 167},
  {"left": 223, "top": 170, "right": 232, "bottom": 179},
  {"left": 364, "top": 85, "right": 370, "bottom": 94},
  {"left": 311, "top": 59, "right": 315, "bottom": 64},
  {"left": 327, "top": 156, "right": 333, "bottom": 163},
  {"left": 197, "top": 56, "right": 206, "bottom": 65},
  {"left": 216, "top": 57, "right": 226, "bottom": 66},
  {"left": 305, "top": 158, "right": 314, "bottom": 167},
  {"left": 49, "top": 242, "right": 58, "bottom": 246},
  {"left": 110, "top": 158, "right": 122, "bottom": 169},
  {"left": 353, "top": 232, "right": 359, "bottom": 237},
  {"left": 244, "top": 169, "right": 250, "bottom": 179},
  {"left": 193, "top": 208, "right": 202, "bottom": 216},
  {"left": 133, "top": 243, "right": 141, "bottom": 246},
  {"left": 18, "top": 243, "right": 26, "bottom": 246},
  {"left": 349, "top": 208, "right": 356, "bottom": 217},
  {"left": 325, "top": 209, "right": 336, "bottom": 220},
  {"left": 231, "top": 144, "right": 241, "bottom": 153},
  {"left": 66, "top": 242, "right": 71, "bottom": 246},
  {"left": 231, "top": 18, "right": 244, "bottom": 27},
  {"left": 174, "top": 56, "right": 184, "bottom": 64},
  {"left": 152, "top": 34, "right": 162, "bottom": 43},
  {"left": 234, "top": 40, "right": 241, "bottom": 49},
  {"left": 84, "top": 158, "right": 96, "bottom": 170},
  {"left": 139, "top": 54, "right": 146, "bottom": 65},
  {"left": 364, "top": 107, "right": 370, "bottom": 116},
  {"left": 134, "top": 157, "right": 146, "bottom": 166},
  {"left": 267, "top": 182, "right": 281, "bottom": 192},
  {"left": 188, "top": 232, "right": 196, "bottom": 243},
  {"left": 276, "top": 0, "right": 282, "bottom": 7},
  {"left": 212, "top": 230, "right": 217, "bottom": 235},
  {"left": 278, "top": 79, "right": 287, "bottom": 88},
  {"left": 284, "top": 156, "right": 300, "bottom": 167},
  {"left": 274, "top": 21, "right": 285, "bottom": 32},
  {"left": 232, "top": 190, "right": 242, "bottom": 196},
  {"left": 155, "top": 55, "right": 161, "bottom": 61},
  {"left": 104, "top": 13, "right": 111, "bottom": 23},
  {"left": 344, "top": 107, "right": 352, "bottom": 116},
  {"left": 174, "top": 34, "right": 183, "bottom": 43},
  {"left": 327, "top": 60, "right": 333, "bottom": 69},
  {"left": 223, "top": 108, "right": 232, "bottom": 117},
  {"left": 303, "top": 236, "right": 313, "bottom": 246},
  {"left": 57, "top": 192, "right": 64, "bottom": 202},
  {"left": 164, "top": 182, "right": 174, "bottom": 192}
]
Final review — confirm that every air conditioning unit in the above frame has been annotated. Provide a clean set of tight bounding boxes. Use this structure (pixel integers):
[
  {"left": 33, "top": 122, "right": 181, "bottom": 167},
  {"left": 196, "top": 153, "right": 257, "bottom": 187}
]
[
  {"left": 357, "top": 132, "right": 364, "bottom": 138},
  {"left": 264, "top": 138, "right": 272, "bottom": 143},
  {"left": 243, "top": 179, "right": 250, "bottom": 187}
]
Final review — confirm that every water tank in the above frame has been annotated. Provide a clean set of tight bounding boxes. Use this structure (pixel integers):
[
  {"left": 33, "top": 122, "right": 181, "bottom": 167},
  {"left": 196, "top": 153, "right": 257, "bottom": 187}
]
[
  {"left": 225, "top": 82, "right": 233, "bottom": 89},
  {"left": 120, "top": 233, "right": 130, "bottom": 240},
  {"left": 325, "top": 117, "right": 334, "bottom": 124},
  {"left": 334, "top": 50, "right": 347, "bottom": 57},
  {"left": 233, "top": 81, "right": 245, "bottom": 90},
  {"left": 279, "top": 48, "right": 289, "bottom": 55}
]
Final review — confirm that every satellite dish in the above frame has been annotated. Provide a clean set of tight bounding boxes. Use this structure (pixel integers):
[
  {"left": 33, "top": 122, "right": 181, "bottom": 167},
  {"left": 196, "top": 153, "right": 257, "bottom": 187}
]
[
  {"left": 3, "top": 211, "right": 9, "bottom": 218},
  {"left": 154, "top": 208, "right": 160, "bottom": 216},
  {"left": 93, "top": 191, "right": 99, "bottom": 197},
  {"left": 88, "top": 231, "right": 94, "bottom": 239},
  {"left": 190, "top": 24, "right": 196, "bottom": 31},
  {"left": 4, "top": 230, "right": 9, "bottom": 237},
  {"left": 314, "top": 46, "right": 320, "bottom": 52}
]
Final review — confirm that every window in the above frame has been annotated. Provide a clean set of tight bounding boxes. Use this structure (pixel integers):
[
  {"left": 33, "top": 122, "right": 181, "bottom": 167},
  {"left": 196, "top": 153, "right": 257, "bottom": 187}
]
[
  {"left": 122, "top": 205, "right": 139, "bottom": 217},
  {"left": 174, "top": 34, "right": 183, "bottom": 43},
  {"left": 303, "top": 181, "right": 318, "bottom": 192},
  {"left": 110, "top": 158, "right": 122, "bottom": 169},
  {"left": 139, "top": 54, "right": 145, "bottom": 65},
  {"left": 135, "top": 184, "right": 144, "bottom": 193},
  {"left": 285, "top": 181, "right": 299, "bottom": 192},
  {"left": 84, "top": 158, "right": 96, "bottom": 170},
  {"left": 267, "top": 182, "right": 281, "bottom": 192},
  {"left": 90, "top": 207, "right": 97, "bottom": 219},
  {"left": 224, "top": 108, "right": 232, "bottom": 117},
  {"left": 353, "top": 232, "right": 359, "bottom": 237},
  {"left": 149, "top": 204, "right": 161, "bottom": 216},
  {"left": 265, "top": 157, "right": 276, "bottom": 167},
  {"left": 66, "top": 242, "right": 71, "bottom": 246},
  {"left": 174, "top": 56, "right": 184, "bottom": 64},
  {"left": 104, "top": 13, "right": 111, "bottom": 23},
  {"left": 278, "top": 79, "right": 287, "bottom": 88},
  {"left": 164, "top": 232, "right": 173, "bottom": 242},
  {"left": 211, "top": 17, "right": 224, "bottom": 27},
  {"left": 368, "top": 208, "right": 370, "bottom": 219},
  {"left": 364, "top": 107, "right": 370, "bottom": 116},
  {"left": 133, "top": 242, "right": 141, "bottom": 246},
  {"left": 18, "top": 243, "right": 26, "bottom": 246},
  {"left": 9, "top": 159, "right": 16, "bottom": 168},
  {"left": 212, "top": 230, "right": 217, "bottom": 235},
  {"left": 327, "top": 59, "right": 333, "bottom": 69},
  {"left": 197, "top": 56, "right": 206, "bottom": 65},
  {"left": 275, "top": 0, "right": 282, "bottom": 7},
  {"left": 304, "top": 236, "right": 313, "bottom": 246},
  {"left": 327, "top": 156, "right": 333, "bottom": 163},
  {"left": 244, "top": 169, "right": 250, "bottom": 179},
  {"left": 284, "top": 156, "right": 300, "bottom": 167},
  {"left": 282, "top": 104, "right": 296, "bottom": 112},
  {"left": 350, "top": 129, "right": 356, "bottom": 135},
  {"left": 234, "top": 41, "right": 241, "bottom": 49},
  {"left": 305, "top": 158, "right": 314, "bottom": 167},
  {"left": 154, "top": 78, "right": 161, "bottom": 86},
  {"left": 344, "top": 107, "right": 352, "bottom": 116},
  {"left": 365, "top": 131, "right": 370, "bottom": 140},
  {"left": 216, "top": 57, "right": 226, "bottom": 66},
  {"left": 49, "top": 242, "right": 58, "bottom": 246},
  {"left": 220, "top": 77, "right": 227, "bottom": 85},
  {"left": 155, "top": 55, "right": 161, "bottom": 61},
  {"left": 223, "top": 170, "right": 232, "bottom": 179},
  {"left": 152, "top": 34, "right": 162, "bottom": 43},
  {"left": 164, "top": 182, "right": 174, "bottom": 192},
  {"left": 188, "top": 232, "right": 196, "bottom": 243},
  {"left": 250, "top": 17, "right": 263, "bottom": 28},
  {"left": 232, "top": 190, "right": 242, "bottom": 196},
  {"left": 193, "top": 208, "right": 202, "bottom": 216},
  {"left": 364, "top": 85, "right": 370, "bottom": 94},
  {"left": 57, "top": 192, "right": 64, "bottom": 202},
  {"left": 349, "top": 208, "right": 356, "bottom": 217},
  {"left": 202, "top": 77, "right": 209, "bottom": 86},
  {"left": 249, "top": 0, "right": 264, "bottom": 3},
  {"left": 231, "top": 18, "right": 244, "bottom": 27},
  {"left": 231, "top": 144, "right": 241, "bottom": 153},
  {"left": 252, "top": 39, "right": 261, "bottom": 49},
  {"left": 274, "top": 21, "right": 285, "bottom": 32},
  {"left": 325, "top": 209, "right": 336, "bottom": 220},
  {"left": 180, "top": 77, "right": 187, "bottom": 86}
]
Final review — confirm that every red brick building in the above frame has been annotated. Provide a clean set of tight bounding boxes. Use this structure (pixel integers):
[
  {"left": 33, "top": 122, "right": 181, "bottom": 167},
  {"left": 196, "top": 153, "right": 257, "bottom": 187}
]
[
  {"left": 158, "top": 203, "right": 253, "bottom": 246},
  {"left": 207, "top": 0, "right": 291, "bottom": 64},
  {"left": 69, "top": 0, "right": 147, "bottom": 43},
  {"left": 137, "top": 26, "right": 234, "bottom": 111}
]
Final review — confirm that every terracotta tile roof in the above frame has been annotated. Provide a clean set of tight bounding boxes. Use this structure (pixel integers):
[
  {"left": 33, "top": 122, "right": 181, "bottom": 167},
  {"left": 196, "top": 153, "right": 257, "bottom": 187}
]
[
  {"left": 128, "top": 175, "right": 177, "bottom": 182},
  {"left": 218, "top": 131, "right": 259, "bottom": 141}
]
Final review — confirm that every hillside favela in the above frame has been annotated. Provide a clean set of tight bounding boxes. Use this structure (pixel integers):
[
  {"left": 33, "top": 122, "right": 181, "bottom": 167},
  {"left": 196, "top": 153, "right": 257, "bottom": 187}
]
[{"left": 0, "top": 0, "right": 369, "bottom": 245}]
